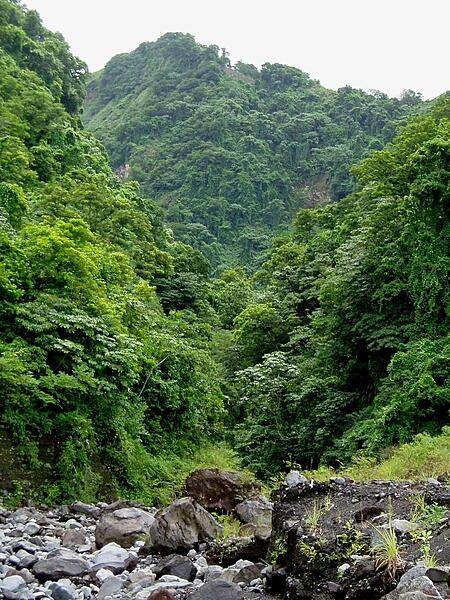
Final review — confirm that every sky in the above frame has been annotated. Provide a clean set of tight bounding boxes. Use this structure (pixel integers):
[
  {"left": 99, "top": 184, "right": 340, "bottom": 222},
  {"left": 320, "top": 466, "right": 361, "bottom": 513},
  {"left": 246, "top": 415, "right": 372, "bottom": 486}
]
[{"left": 23, "top": 0, "right": 449, "bottom": 100}]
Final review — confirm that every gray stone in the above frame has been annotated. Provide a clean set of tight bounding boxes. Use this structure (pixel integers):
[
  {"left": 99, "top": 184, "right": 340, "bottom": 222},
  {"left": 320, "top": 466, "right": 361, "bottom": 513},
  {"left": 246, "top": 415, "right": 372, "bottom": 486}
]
[
  {"left": 390, "top": 519, "right": 420, "bottom": 533},
  {"left": 91, "top": 542, "right": 137, "bottom": 574},
  {"left": 204, "top": 565, "right": 224, "bottom": 581},
  {"left": 16, "top": 549, "right": 38, "bottom": 569},
  {"left": 97, "top": 575, "right": 125, "bottom": 599},
  {"left": 190, "top": 579, "right": 244, "bottom": 600},
  {"left": 61, "top": 528, "right": 87, "bottom": 549},
  {"left": 23, "top": 522, "right": 41, "bottom": 536},
  {"left": 147, "top": 497, "right": 221, "bottom": 552},
  {"left": 70, "top": 502, "right": 100, "bottom": 519},
  {"left": 0, "top": 575, "right": 33, "bottom": 600},
  {"left": 95, "top": 507, "right": 155, "bottom": 548},
  {"left": 48, "top": 579, "right": 78, "bottom": 600},
  {"left": 283, "top": 470, "right": 307, "bottom": 487},
  {"left": 330, "top": 477, "right": 346, "bottom": 485},
  {"left": 33, "top": 548, "right": 89, "bottom": 580},
  {"left": 234, "top": 499, "right": 272, "bottom": 541},
  {"left": 398, "top": 567, "right": 428, "bottom": 588},
  {"left": 397, "top": 575, "right": 442, "bottom": 597}
]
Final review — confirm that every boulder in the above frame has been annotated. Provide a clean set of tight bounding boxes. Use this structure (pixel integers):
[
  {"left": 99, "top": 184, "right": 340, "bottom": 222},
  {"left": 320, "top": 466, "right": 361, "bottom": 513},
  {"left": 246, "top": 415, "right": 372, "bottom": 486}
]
[
  {"left": 95, "top": 506, "right": 155, "bottom": 548},
  {"left": 190, "top": 578, "right": 244, "bottom": 599},
  {"left": 222, "top": 560, "right": 263, "bottom": 585},
  {"left": 153, "top": 554, "right": 197, "bottom": 581},
  {"left": 33, "top": 548, "right": 89, "bottom": 580},
  {"left": 234, "top": 498, "right": 272, "bottom": 540},
  {"left": 185, "top": 469, "right": 260, "bottom": 512},
  {"left": 283, "top": 470, "right": 307, "bottom": 487},
  {"left": 383, "top": 575, "right": 443, "bottom": 599},
  {"left": 90, "top": 541, "right": 137, "bottom": 574},
  {"left": 147, "top": 497, "right": 222, "bottom": 552}
]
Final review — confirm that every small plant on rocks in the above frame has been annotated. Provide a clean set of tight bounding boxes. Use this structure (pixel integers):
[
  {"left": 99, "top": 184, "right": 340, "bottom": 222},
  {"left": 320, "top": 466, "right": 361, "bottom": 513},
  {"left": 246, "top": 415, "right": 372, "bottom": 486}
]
[{"left": 371, "top": 526, "right": 404, "bottom": 580}]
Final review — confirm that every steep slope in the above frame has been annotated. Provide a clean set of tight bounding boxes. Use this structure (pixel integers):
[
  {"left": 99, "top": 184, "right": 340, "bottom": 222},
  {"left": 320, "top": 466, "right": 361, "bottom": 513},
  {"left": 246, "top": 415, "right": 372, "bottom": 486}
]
[
  {"left": 84, "top": 33, "right": 421, "bottom": 269},
  {"left": 230, "top": 96, "right": 450, "bottom": 475},
  {"left": 0, "top": 0, "right": 224, "bottom": 504}
]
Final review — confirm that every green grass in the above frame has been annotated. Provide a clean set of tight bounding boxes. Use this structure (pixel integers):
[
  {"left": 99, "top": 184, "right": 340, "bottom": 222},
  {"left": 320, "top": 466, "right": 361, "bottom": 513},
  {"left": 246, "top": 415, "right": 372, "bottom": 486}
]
[
  {"left": 126, "top": 442, "right": 249, "bottom": 507},
  {"left": 215, "top": 514, "right": 243, "bottom": 539},
  {"left": 371, "top": 526, "right": 404, "bottom": 579},
  {"left": 304, "top": 428, "right": 450, "bottom": 483}
]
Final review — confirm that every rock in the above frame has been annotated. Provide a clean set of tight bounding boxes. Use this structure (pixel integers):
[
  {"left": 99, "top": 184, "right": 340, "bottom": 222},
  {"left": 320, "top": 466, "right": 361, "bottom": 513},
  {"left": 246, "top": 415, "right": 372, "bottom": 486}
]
[
  {"left": 23, "top": 522, "right": 41, "bottom": 536},
  {"left": 139, "top": 578, "right": 192, "bottom": 595},
  {"left": 223, "top": 561, "right": 263, "bottom": 585},
  {"left": 330, "top": 477, "right": 346, "bottom": 485},
  {"left": 189, "top": 578, "right": 244, "bottom": 600},
  {"left": 234, "top": 499, "right": 273, "bottom": 540},
  {"left": 47, "top": 579, "right": 79, "bottom": 600},
  {"left": 61, "top": 527, "right": 87, "bottom": 549},
  {"left": 425, "top": 566, "right": 450, "bottom": 583},
  {"left": 0, "top": 575, "right": 32, "bottom": 600},
  {"left": 33, "top": 548, "right": 89, "bottom": 580},
  {"left": 91, "top": 542, "right": 137, "bottom": 574},
  {"left": 70, "top": 501, "right": 100, "bottom": 519},
  {"left": 185, "top": 469, "right": 261, "bottom": 512},
  {"left": 204, "top": 565, "right": 224, "bottom": 581},
  {"left": 4, "top": 568, "right": 35, "bottom": 584},
  {"left": 97, "top": 575, "right": 125, "bottom": 599},
  {"left": 398, "top": 566, "right": 428, "bottom": 587},
  {"left": 148, "top": 591, "right": 176, "bottom": 600},
  {"left": 153, "top": 554, "right": 197, "bottom": 582},
  {"left": 337, "top": 562, "right": 351, "bottom": 574},
  {"left": 95, "top": 507, "right": 155, "bottom": 548},
  {"left": 283, "top": 470, "right": 307, "bottom": 487},
  {"left": 147, "top": 497, "right": 222, "bottom": 552},
  {"left": 95, "top": 567, "right": 115, "bottom": 583},
  {"left": 264, "top": 566, "right": 287, "bottom": 594},
  {"left": 390, "top": 519, "right": 421, "bottom": 533},
  {"left": 398, "top": 575, "right": 442, "bottom": 595},
  {"left": 328, "top": 581, "right": 343, "bottom": 594}
]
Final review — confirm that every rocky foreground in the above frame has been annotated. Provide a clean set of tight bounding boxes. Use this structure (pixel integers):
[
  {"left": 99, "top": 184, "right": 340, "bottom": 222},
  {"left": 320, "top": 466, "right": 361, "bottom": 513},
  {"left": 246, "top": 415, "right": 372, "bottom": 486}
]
[{"left": 0, "top": 470, "right": 449, "bottom": 600}]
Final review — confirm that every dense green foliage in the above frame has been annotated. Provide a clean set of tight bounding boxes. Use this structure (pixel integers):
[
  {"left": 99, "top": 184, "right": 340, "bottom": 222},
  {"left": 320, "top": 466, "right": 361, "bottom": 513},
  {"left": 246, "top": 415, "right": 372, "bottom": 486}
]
[
  {"left": 84, "top": 33, "right": 421, "bottom": 269},
  {"left": 0, "top": 0, "right": 224, "bottom": 503},
  {"left": 1, "top": 1, "right": 448, "bottom": 504},
  {"left": 231, "top": 99, "right": 449, "bottom": 476}
]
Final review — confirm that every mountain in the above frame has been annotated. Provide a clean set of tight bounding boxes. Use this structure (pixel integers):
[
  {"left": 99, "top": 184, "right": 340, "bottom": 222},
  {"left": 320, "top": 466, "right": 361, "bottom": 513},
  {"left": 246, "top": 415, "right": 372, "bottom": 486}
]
[{"left": 83, "top": 32, "right": 422, "bottom": 269}]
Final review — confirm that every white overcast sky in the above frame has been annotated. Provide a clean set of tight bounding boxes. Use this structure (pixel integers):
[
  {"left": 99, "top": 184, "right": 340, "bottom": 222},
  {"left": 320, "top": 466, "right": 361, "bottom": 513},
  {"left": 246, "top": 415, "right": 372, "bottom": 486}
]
[{"left": 23, "top": 0, "right": 449, "bottom": 99}]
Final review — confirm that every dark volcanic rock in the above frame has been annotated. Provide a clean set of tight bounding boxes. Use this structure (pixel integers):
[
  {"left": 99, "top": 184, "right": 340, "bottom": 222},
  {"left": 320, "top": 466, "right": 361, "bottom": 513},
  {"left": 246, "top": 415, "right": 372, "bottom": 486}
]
[
  {"left": 154, "top": 553, "right": 197, "bottom": 581},
  {"left": 185, "top": 469, "right": 261, "bottom": 512}
]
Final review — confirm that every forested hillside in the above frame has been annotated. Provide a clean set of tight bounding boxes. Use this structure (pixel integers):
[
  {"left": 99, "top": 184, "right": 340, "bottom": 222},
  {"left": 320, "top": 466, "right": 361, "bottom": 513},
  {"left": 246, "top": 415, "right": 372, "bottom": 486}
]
[
  {"left": 0, "top": 0, "right": 225, "bottom": 504},
  {"left": 84, "top": 33, "right": 422, "bottom": 268},
  {"left": 230, "top": 98, "right": 450, "bottom": 476}
]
